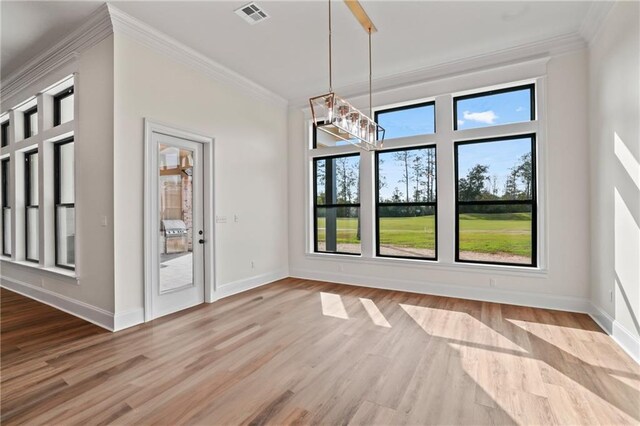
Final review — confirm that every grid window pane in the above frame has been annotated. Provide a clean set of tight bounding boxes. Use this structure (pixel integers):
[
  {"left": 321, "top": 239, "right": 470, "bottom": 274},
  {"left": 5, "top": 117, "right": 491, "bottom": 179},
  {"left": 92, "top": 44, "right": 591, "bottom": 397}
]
[
  {"left": 379, "top": 205, "right": 435, "bottom": 258},
  {"left": 58, "top": 142, "right": 75, "bottom": 203},
  {"left": 3, "top": 208, "right": 11, "bottom": 256},
  {"left": 25, "top": 108, "right": 38, "bottom": 138},
  {"left": 1, "top": 122, "right": 9, "bottom": 147},
  {"left": 58, "top": 93, "right": 74, "bottom": 124},
  {"left": 27, "top": 153, "right": 38, "bottom": 203},
  {"left": 457, "top": 137, "right": 533, "bottom": 202},
  {"left": 377, "top": 146, "right": 437, "bottom": 260},
  {"left": 378, "top": 147, "right": 436, "bottom": 203},
  {"left": 316, "top": 207, "right": 361, "bottom": 254},
  {"left": 455, "top": 85, "right": 533, "bottom": 130},
  {"left": 458, "top": 204, "right": 532, "bottom": 265},
  {"left": 55, "top": 140, "right": 75, "bottom": 269},
  {"left": 26, "top": 207, "right": 38, "bottom": 261},
  {"left": 315, "top": 155, "right": 360, "bottom": 205},
  {"left": 56, "top": 206, "right": 75, "bottom": 268},
  {"left": 314, "top": 154, "right": 360, "bottom": 255},
  {"left": 455, "top": 134, "right": 536, "bottom": 267},
  {"left": 1, "top": 159, "right": 9, "bottom": 256},
  {"left": 376, "top": 102, "right": 435, "bottom": 139}
]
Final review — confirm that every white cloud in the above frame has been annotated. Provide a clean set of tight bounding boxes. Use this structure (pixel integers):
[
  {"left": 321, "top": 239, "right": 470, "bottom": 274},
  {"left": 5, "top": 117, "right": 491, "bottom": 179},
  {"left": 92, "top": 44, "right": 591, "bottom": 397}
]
[
  {"left": 515, "top": 106, "right": 524, "bottom": 112},
  {"left": 457, "top": 119, "right": 465, "bottom": 126},
  {"left": 463, "top": 110, "right": 498, "bottom": 124}
]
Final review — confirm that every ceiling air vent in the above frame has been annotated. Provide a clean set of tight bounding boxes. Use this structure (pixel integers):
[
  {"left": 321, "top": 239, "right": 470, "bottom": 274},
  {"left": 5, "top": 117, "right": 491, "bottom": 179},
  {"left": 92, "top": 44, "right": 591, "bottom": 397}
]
[{"left": 235, "top": 2, "right": 270, "bottom": 25}]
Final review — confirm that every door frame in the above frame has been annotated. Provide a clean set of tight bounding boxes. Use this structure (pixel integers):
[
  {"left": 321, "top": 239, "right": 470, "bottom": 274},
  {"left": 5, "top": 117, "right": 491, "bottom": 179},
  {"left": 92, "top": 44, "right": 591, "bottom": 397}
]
[{"left": 143, "top": 119, "right": 215, "bottom": 322}]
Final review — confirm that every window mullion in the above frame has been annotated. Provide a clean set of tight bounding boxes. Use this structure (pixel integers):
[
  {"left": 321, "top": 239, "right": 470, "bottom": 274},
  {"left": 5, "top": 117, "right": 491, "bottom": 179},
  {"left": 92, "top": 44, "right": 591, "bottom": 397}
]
[
  {"left": 360, "top": 150, "right": 375, "bottom": 259},
  {"left": 435, "top": 94, "right": 455, "bottom": 264}
]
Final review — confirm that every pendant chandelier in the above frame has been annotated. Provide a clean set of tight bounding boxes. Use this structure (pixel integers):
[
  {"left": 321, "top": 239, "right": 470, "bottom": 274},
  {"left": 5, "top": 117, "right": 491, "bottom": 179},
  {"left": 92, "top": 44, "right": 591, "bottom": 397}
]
[{"left": 309, "top": 0, "right": 384, "bottom": 151}]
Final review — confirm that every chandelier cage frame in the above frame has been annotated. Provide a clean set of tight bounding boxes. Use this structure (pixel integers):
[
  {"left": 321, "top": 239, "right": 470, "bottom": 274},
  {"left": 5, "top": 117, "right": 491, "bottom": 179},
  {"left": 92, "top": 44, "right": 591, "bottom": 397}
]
[{"left": 309, "top": 0, "right": 385, "bottom": 151}]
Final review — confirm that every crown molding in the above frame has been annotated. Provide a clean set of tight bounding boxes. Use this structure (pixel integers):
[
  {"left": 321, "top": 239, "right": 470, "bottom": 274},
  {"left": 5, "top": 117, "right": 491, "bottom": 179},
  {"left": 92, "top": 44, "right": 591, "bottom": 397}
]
[
  {"left": 107, "top": 4, "right": 288, "bottom": 109},
  {"left": 290, "top": 31, "right": 585, "bottom": 107},
  {"left": 579, "top": 1, "right": 615, "bottom": 45},
  {"left": 1, "top": 3, "right": 287, "bottom": 110},
  {"left": 0, "top": 3, "right": 113, "bottom": 102}
]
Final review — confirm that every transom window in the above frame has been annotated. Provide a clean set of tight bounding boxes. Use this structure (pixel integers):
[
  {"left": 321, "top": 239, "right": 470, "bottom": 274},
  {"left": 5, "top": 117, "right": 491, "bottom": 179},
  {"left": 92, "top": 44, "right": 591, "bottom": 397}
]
[
  {"left": 53, "top": 87, "right": 74, "bottom": 126},
  {"left": 24, "top": 107, "right": 38, "bottom": 139},
  {"left": 375, "top": 101, "right": 435, "bottom": 139},
  {"left": 1, "top": 121, "right": 9, "bottom": 147},
  {"left": 454, "top": 84, "right": 534, "bottom": 130}
]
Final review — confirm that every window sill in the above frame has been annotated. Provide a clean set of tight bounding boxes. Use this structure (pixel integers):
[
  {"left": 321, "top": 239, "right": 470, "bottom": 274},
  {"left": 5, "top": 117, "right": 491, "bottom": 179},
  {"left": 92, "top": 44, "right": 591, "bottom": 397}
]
[
  {"left": 0, "top": 258, "right": 78, "bottom": 283},
  {"left": 304, "top": 252, "right": 548, "bottom": 278}
]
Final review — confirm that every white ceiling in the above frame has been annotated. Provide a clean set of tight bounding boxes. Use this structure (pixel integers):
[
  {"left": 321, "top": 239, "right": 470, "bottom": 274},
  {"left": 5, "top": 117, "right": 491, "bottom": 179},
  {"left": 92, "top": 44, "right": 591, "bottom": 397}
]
[{"left": 2, "top": 1, "right": 594, "bottom": 101}]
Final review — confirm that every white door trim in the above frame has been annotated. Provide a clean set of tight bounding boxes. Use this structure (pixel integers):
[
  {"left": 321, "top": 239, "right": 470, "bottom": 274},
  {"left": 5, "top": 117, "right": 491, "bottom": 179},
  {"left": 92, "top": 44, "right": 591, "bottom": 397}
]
[{"left": 143, "top": 119, "right": 215, "bottom": 322}]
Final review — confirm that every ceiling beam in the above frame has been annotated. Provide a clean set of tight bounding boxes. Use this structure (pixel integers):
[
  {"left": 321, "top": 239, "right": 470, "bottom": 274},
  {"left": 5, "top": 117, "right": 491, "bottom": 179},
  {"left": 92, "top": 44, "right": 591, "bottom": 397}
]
[{"left": 343, "top": 0, "right": 377, "bottom": 33}]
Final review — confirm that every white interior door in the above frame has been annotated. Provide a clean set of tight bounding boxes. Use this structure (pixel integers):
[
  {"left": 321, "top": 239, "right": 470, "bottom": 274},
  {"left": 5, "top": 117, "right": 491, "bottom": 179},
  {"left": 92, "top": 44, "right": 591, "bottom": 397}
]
[{"left": 150, "top": 132, "right": 205, "bottom": 319}]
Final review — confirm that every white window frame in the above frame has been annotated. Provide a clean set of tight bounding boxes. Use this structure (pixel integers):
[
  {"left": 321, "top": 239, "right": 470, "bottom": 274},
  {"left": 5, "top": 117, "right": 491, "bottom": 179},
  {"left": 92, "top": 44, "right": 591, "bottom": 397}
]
[
  {"left": 0, "top": 74, "right": 79, "bottom": 281},
  {"left": 303, "top": 75, "right": 548, "bottom": 276}
]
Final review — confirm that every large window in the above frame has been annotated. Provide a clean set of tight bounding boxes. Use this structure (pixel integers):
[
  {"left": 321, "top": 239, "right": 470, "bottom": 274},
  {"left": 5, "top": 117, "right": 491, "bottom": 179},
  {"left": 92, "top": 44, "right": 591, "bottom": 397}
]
[
  {"left": 314, "top": 154, "right": 361, "bottom": 255},
  {"left": 376, "top": 146, "right": 437, "bottom": 260},
  {"left": 25, "top": 150, "right": 39, "bottom": 262},
  {"left": 1, "top": 121, "right": 9, "bottom": 147},
  {"left": 375, "top": 101, "right": 435, "bottom": 139},
  {"left": 454, "top": 84, "right": 534, "bottom": 130},
  {"left": 53, "top": 87, "right": 74, "bottom": 126},
  {"left": 2, "top": 158, "right": 10, "bottom": 256},
  {"left": 54, "top": 138, "right": 75, "bottom": 269},
  {"left": 455, "top": 134, "right": 536, "bottom": 266},
  {"left": 24, "top": 107, "right": 38, "bottom": 139}
]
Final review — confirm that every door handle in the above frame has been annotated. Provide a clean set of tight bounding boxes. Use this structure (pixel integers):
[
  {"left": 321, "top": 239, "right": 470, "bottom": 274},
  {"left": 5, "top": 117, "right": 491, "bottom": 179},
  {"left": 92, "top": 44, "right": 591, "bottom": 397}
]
[{"left": 198, "top": 239, "right": 205, "bottom": 244}]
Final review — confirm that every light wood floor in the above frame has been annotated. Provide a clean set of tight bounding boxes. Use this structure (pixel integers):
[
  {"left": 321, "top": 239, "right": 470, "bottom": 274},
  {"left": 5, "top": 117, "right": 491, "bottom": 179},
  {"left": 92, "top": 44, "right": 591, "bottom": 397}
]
[{"left": 2, "top": 279, "right": 639, "bottom": 425}]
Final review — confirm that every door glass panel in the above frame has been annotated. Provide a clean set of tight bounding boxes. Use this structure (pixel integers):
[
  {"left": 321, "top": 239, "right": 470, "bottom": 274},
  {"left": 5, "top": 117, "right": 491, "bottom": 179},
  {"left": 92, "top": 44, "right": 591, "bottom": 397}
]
[{"left": 159, "top": 144, "right": 194, "bottom": 293}]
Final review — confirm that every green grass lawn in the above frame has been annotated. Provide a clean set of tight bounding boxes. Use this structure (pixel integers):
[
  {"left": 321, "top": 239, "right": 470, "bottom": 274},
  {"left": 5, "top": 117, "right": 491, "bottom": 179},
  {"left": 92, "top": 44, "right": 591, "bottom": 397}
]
[{"left": 317, "top": 213, "right": 531, "bottom": 257}]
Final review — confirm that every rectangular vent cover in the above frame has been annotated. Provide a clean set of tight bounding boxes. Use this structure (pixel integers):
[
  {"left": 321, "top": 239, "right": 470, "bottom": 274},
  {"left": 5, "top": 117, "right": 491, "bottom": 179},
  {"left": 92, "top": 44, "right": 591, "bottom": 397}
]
[{"left": 235, "top": 2, "right": 269, "bottom": 25}]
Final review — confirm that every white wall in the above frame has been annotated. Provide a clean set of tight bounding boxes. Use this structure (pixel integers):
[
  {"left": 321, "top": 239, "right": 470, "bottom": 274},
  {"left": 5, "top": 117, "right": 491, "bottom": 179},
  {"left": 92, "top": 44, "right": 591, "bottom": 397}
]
[
  {"left": 0, "top": 36, "right": 115, "bottom": 321},
  {"left": 589, "top": 1, "right": 640, "bottom": 353},
  {"left": 289, "top": 51, "right": 591, "bottom": 311},
  {"left": 113, "top": 34, "right": 289, "bottom": 317}
]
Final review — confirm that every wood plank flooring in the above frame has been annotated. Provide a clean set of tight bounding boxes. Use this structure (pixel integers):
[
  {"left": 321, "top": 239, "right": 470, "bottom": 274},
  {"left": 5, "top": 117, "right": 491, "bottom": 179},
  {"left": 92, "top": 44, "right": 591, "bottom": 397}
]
[{"left": 2, "top": 279, "right": 639, "bottom": 425}]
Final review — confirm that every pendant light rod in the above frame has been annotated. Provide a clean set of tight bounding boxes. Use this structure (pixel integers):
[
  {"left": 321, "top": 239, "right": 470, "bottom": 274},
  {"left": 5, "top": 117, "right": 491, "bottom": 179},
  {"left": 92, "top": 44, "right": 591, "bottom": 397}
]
[
  {"left": 328, "top": 0, "right": 333, "bottom": 92},
  {"left": 368, "top": 28, "right": 372, "bottom": 118}
]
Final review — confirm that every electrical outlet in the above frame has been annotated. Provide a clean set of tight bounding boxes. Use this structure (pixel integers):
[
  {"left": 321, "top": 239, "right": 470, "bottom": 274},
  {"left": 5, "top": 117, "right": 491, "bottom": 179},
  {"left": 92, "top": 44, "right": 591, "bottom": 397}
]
[
  {"left": 489, "top": 278, "right": 496, "bottom": 288},
  {"left": 234, "top": 214, "right": 239, "bottom": 223}
]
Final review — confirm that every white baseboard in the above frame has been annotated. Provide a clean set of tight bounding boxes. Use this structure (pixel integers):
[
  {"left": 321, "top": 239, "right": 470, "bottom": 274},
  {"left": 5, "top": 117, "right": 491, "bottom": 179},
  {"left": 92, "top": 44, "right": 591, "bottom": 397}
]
[
  {"left": 589, "top": 302, "right": 640, "bottom": 364},
  {"left": 290, "top": 268, "right": 590, "bottom": 313},
  {"left": 114, "top": 308, "right": 144, "bottom": 331},
  {"left": 1, "top": 276, "right": 114, "bottom": 331},
  {"left": 215, "top": 269, "right": 288, "bottom": 300}
]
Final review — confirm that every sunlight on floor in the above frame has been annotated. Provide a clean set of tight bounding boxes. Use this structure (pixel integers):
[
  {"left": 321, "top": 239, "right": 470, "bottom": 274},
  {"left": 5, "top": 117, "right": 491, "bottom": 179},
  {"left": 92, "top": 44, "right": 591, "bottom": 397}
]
[
  {"left": 320, "top": 292, "right": 349, "bottom": 319},
  {"left": 359, "top": 298, "right": 391, "bottom": 328}
]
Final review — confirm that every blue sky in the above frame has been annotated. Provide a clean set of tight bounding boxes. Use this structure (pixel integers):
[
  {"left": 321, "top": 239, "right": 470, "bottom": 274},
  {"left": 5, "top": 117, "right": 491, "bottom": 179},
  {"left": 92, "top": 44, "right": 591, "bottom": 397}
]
[
  {"left": 377, "top": 104, "right": 435, "bottom": 139},
  {"left": 456, "top": 89, "right": 531, "bottom": 130}
]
